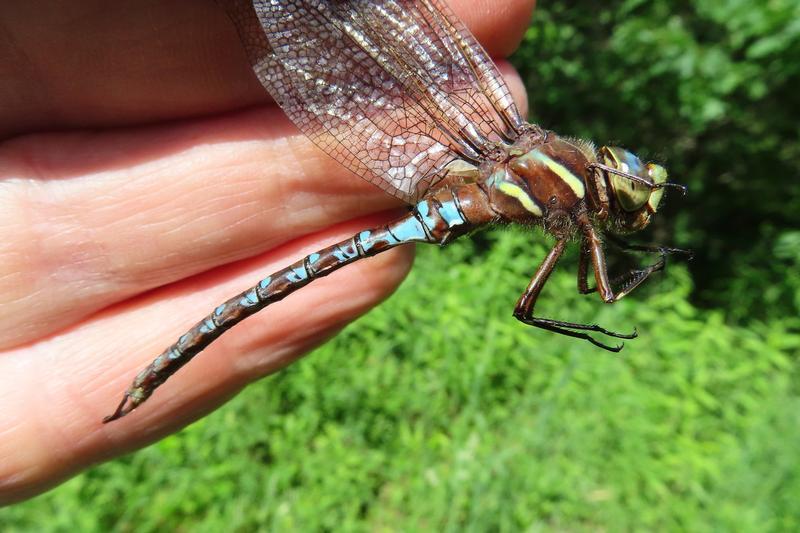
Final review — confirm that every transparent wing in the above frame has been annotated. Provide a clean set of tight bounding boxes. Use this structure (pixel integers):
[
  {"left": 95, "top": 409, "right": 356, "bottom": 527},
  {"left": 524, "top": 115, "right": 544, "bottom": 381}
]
[
  {"left": 222, "top": 0, "right": 524, "bottom": 202},
  {"left": 422, "top": 0, "right": 525, "bottom": 134}
]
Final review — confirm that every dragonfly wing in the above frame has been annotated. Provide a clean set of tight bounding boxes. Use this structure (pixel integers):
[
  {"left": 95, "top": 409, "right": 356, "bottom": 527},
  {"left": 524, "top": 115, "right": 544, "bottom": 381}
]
[
  {"left": 422, "top": 0, "right": 526, "bottom": 135},
  {"left": 223, "top": 0, "right": 523, "bottom": 202}
]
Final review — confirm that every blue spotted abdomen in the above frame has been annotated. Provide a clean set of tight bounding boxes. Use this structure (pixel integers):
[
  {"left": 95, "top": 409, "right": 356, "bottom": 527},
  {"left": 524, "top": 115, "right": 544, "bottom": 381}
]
[{"left": 106, "top": 185, "right": 485, "bottom": 420}]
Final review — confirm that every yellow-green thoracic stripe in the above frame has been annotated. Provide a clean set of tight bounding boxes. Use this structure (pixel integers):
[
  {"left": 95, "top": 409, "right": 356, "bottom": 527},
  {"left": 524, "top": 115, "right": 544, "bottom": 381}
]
[
  {"left": 525, "top": 151, "right": 586, "bottom": 198},
  {"left": 490, "top": 169, "right": 543, "bottom": 216},
  {"left": 497, "top": 181, "right": 543, "bottom": 216}
]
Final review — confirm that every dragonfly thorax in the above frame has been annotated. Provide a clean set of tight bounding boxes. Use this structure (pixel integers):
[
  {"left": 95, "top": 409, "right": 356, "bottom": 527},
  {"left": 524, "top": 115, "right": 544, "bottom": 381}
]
[
  {"left": 480, "top": 137, "right": 673, "bottom": 238},
  {"left": 481, "top": 136, "right": 596, "bottom": 234}
]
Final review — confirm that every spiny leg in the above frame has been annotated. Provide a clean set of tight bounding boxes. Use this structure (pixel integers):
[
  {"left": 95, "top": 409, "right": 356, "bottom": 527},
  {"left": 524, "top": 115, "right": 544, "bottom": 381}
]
[
  {"left": 603, "top": 232, "right": 693, "bottom": 259},
  {"left": 573, "top": 239, "right": 638, "bottom": 336},
  {"left": 513, "top": 238, "right": 635, "bottom": 353},
  {"left": 524, "top": 318, "right": 636, "bottom": 351},
  {"left": 577, "top": 238, "right": 593, "bottom": 295},
  {"left": 581, "top": 217, "right": 650, "bottom": 313},
  {"left": 578, "top": 235, "right": 663, "bottom": 298},
  {"left": 579, "top": 232, "right": 692, "bottom": 299}
]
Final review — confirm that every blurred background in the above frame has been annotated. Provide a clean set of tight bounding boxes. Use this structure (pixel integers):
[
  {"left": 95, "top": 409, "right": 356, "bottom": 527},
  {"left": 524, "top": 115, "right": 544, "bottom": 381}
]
[{"left": 6, "top": 0, "right": 800, "bottom": 530}]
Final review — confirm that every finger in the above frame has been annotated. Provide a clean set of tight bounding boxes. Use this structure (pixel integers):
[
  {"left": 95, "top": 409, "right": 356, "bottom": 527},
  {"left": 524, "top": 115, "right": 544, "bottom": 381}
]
[
  {"left": 460, "top": 0, "right": 537, "bottom": 57},
  {"left": 0, "top": 214, "right": 414, "bottom": 504},
  {"left": 0, "top": 106, "right": 396, "bottom": 348},
  {"left": 0, "top": 0, "right": 536, "bottom": 136},
  {"left": 0, "top": 65, "right": 526, "bottom": 349}
]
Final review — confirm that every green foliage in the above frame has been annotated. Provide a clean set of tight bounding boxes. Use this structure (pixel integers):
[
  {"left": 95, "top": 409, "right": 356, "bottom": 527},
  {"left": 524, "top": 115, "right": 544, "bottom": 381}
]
[
  {"left": 5, "top": 233, "right": 800, "bottom": 531},
  {"left": 5, "top": 0, "right": 800, "bottom": 530}
]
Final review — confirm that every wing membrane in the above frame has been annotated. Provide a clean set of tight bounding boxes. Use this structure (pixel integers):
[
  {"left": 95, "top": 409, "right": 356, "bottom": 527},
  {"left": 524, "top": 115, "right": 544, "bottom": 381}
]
[{"left": 223, "top": 0, "right": 524, "bottom": 202}]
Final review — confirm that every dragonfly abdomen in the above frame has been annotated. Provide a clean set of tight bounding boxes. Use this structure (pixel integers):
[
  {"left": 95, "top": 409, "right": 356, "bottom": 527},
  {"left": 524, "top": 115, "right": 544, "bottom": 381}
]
[{"left": 104, "top": 185, "right": 487, "bottom": 422}]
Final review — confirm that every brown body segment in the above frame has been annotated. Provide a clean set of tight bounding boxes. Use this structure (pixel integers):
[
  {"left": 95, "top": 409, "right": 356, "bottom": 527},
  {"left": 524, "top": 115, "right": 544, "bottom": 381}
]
[{"left": 519, "top": 138, "right": 592, "bottom": 210}]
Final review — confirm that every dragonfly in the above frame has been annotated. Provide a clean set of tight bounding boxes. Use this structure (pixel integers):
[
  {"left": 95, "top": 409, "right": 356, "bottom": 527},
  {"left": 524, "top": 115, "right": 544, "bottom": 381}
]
[{"left": 104, "top": 0, "right": 688, "bottom": 423}]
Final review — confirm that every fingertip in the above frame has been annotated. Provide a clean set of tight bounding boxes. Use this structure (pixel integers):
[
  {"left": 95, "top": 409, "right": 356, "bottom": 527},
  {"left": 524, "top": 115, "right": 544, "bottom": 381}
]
[{"left": 453, "top": 0, "right": 536, "bottom": 57}]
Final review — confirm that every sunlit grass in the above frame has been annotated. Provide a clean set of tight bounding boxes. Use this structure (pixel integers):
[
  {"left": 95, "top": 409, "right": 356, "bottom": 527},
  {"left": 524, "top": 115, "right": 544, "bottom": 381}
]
[{"left": 5, "top": 229, "right": 800, "bottom": 531}]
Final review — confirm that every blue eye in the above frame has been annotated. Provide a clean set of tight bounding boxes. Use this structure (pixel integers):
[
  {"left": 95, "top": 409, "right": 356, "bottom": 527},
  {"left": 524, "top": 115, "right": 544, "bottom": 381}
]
[{"left": 601, "top": 147, "right": 650, "bottom": 212}]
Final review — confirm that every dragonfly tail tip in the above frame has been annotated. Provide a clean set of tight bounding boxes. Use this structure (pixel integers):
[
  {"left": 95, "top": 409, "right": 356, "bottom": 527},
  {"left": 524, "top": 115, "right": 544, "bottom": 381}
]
[{"left": 102, "top": 393, "right": 135, "bottom": 424}]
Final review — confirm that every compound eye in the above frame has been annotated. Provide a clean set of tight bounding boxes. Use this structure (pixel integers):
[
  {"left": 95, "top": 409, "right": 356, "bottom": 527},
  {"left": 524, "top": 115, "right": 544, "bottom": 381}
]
[
  {"left": 601, "top": 147, "right": 650, "bottom": 212},
  {"left": 646, "top": 163, "right": 668, "bottom": 212},
  {"left": 609, "top": 173, "right": 650, "bottom": 211}
]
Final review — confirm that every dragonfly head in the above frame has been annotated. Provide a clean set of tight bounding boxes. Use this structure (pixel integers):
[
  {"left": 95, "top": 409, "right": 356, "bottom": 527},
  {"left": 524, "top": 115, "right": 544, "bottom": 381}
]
[{"left": 588, "top": 146, "right": 684, "bottom": 233}]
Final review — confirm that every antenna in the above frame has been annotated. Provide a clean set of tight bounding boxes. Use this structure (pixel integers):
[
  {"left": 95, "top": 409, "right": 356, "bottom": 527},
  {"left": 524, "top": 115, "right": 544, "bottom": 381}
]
[{"left": 587, "top": 162, "right": 688, "bottom": 196}]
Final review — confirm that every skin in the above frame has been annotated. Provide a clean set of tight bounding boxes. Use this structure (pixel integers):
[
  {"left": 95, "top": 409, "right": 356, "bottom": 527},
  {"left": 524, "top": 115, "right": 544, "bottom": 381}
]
[{"left": 0, "top": 0, "right": 534, "bottom": 504}]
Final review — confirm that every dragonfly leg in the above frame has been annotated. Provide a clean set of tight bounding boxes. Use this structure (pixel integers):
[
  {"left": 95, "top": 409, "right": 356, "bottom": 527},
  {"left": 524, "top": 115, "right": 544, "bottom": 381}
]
[
  {"left": 513, "top": 238, "right": 636, "bottom": 352},
  {"left": 577, "top": 238, "right": 593, "bottom": 295},
  {"left": 579, "top": 232, "right": 692, "bottom": 299},
  {"left": 603, "top": 232, "right": 693, "bottom": 258}
]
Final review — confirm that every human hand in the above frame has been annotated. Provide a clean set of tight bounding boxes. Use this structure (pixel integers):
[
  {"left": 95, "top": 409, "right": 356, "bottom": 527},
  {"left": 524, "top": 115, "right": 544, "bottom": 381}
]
[{"left": 0, "top": 0, "right": 533, "bottom": 504}]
